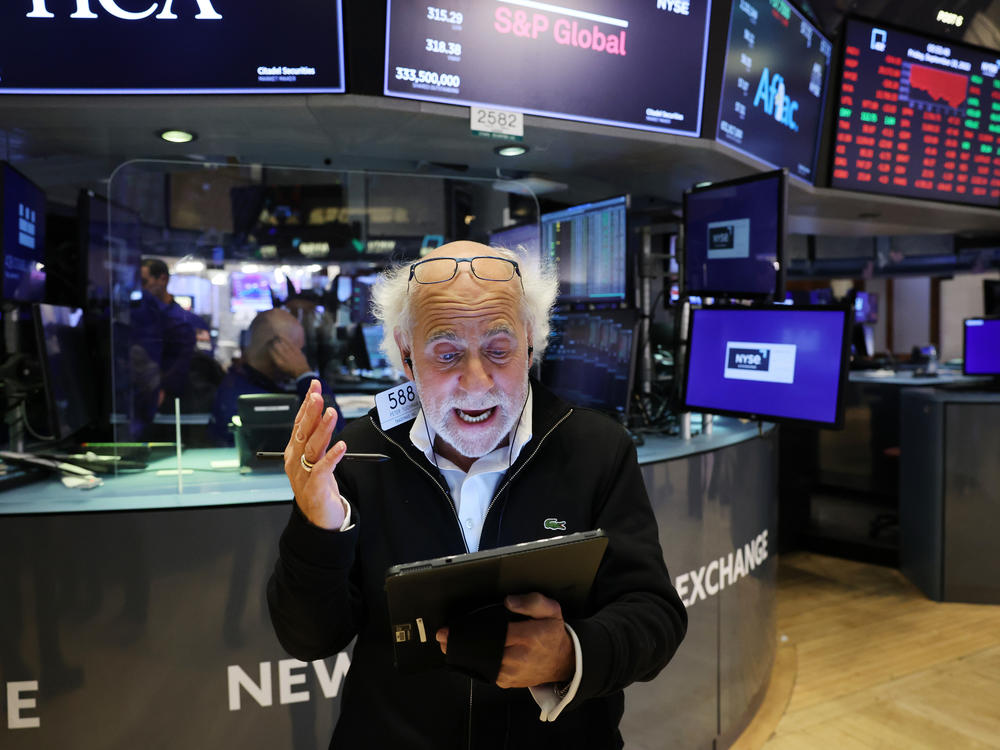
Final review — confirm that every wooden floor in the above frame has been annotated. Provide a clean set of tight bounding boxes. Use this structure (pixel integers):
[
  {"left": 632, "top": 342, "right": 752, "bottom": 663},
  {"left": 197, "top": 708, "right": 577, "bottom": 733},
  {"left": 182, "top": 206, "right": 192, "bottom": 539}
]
[{"left": 737, "top": 552, "right": 1000, "bottom": 750}]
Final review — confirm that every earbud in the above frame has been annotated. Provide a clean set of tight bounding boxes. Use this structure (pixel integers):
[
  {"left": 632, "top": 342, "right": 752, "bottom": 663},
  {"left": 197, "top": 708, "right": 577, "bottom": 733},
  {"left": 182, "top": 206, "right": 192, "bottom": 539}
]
[
  {"left": 404, "top": 356, "right": 413, "bottom": 368},
  {"left": 527, "top": 346, "right": 534, "bottom": 371}
]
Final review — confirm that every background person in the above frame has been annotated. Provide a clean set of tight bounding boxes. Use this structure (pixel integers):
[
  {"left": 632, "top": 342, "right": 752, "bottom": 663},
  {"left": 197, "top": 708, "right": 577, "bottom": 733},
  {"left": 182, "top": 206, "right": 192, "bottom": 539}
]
[
  {"left": 209, "top": 308, "right": 343, "bottom": 445},
  {"left": 139, "top": 258, "right": 196, "bottom": 409},
  {"left": 267, "top": 241, "right": 687, "bottom": 748}
]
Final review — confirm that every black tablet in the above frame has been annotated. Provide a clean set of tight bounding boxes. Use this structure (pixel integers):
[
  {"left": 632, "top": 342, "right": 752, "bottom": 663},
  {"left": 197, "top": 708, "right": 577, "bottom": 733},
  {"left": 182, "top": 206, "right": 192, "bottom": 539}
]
[{"left": 384, "top": 530, "right": 608, "bottom": 674}]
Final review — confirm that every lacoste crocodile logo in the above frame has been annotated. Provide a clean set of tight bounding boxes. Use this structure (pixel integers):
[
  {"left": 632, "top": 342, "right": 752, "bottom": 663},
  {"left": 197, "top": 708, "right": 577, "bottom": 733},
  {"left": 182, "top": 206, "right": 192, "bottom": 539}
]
[{"left": 543, "top": 518, "right": 567, "bottom": 531}]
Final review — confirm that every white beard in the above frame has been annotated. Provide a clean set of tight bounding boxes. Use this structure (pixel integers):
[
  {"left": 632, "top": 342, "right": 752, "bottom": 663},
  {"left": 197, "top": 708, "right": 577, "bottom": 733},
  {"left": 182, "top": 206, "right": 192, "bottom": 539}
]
[{"left": 414, "top": 373, "right": 529, "bottom": 461}]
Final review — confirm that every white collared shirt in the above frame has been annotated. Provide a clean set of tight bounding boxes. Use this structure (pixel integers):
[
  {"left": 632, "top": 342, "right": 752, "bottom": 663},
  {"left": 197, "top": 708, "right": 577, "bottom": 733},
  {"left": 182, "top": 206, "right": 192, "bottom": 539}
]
[
  {"left": 408, "top": 387, "right": 534, "bottom": 553},
  {"left": 407, "top": 385, "right": 581, "bottom": 721}
]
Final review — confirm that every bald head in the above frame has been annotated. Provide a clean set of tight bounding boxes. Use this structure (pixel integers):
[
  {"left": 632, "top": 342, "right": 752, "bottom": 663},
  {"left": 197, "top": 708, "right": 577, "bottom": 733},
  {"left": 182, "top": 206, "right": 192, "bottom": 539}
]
[{"left": 247, "top": 308, "right": 305, "bottom": 367}]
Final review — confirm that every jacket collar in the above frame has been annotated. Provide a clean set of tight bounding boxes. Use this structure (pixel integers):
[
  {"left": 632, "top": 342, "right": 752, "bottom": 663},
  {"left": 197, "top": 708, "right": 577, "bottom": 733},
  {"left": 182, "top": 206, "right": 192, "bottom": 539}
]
[{"left": 370, "top": 378, "right": 573, "bottom": 479}]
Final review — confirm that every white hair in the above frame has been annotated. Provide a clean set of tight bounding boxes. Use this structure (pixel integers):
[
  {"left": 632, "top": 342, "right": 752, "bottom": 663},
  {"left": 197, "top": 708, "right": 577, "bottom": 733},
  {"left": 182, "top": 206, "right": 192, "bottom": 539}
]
[{"left": 370, "top": 244, "right": 558, "bottom": 373}]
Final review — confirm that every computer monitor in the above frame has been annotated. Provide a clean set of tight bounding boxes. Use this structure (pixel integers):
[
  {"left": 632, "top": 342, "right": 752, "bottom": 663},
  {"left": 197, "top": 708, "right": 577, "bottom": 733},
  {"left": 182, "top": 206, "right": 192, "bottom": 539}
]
[
  {"left": 787, "top": 288, "right": 835, "bottom": 305},
  {"left": 541, "top": 308, "right": 638, "bottom": 421},
  {"left": 683, "top": 305, "right": 851, "bottom": 428},
  {"left": 985, "top": 280, "right": 1000, "bottom": 316},
  {"left": 854, "top": 290, "right": 879, "bottom": 324},
  {"left": 339, "top": 273, "right": 379, "bottom": 325},
  {"left": 230, "top": 271, "right": 273, "bottom": 313},
  {"left": 358, "top": 323, "right": 390, "bottom": 372},
  {"left": 32, "top": 303, "right": 95, "bottom": 441},
  {"left": 489, "top": 223, "right": 542, "bottom": 273},
  {"left": 540, "top": 196, "right": 630, "bottom": 305},
  {"left": 963, "top": 317, "right": 1000, "bottom": 376},
  {"left": 683, "top": 170, "right": 786, "bottom": 300},
  {"left": 716, "top": 0, "right": 832, "bottom": 183},
  {"left": 1, "top": 162, "right": 46, "bottom": 303}
]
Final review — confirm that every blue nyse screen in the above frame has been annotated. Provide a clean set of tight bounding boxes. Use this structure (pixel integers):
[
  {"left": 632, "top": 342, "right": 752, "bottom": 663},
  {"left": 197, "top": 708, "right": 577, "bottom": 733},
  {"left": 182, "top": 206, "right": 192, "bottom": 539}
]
[
  {"left": 964, "top": 317, "right": 1000, "bottom": 375},
  {"left": 683, "top": 171, "right": 785, "bottom": 299},
  {"left": 684, "top": 305, "right": 849, "bottom": 427}
]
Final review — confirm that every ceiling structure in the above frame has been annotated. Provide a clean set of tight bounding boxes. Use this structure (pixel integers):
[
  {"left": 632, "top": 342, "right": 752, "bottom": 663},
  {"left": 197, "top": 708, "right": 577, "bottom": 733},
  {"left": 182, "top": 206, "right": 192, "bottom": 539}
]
[{"left": 1, "top": 1, "right": 1000, "bottom": 238}]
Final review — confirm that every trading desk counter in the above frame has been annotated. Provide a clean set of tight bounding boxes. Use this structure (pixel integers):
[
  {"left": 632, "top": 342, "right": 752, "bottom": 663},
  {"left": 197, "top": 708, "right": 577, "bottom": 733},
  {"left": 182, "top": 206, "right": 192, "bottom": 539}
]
[{"left": 0, "top": 418, "right": 777, "bottom": 750}]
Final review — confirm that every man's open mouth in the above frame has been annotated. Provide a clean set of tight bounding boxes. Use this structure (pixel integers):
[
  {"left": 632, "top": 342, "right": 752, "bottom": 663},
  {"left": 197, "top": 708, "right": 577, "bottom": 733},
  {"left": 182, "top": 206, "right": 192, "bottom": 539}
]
[{"left": 455, "top": 407, "right": 495, "bottom": 424}]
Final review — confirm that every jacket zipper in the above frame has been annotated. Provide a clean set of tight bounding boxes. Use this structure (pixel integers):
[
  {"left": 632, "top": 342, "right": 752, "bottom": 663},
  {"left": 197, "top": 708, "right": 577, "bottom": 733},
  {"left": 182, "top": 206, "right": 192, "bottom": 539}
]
[
  {"left": 472, "top": 408, "right": 572, "bottom": 750},
  {"left": 368, "top": 416, "right": 470, "bottom": 553},
  {"left": 372, "top": 409, "right": 574, "bottom": 750}
]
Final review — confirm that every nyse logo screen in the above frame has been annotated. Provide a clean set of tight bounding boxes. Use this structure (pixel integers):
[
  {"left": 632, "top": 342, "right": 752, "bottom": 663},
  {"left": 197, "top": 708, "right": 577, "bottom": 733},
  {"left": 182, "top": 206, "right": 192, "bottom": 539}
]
[
  {"left": 724, "top": 341, "right": 796, "bottom": 383},
  {"left": 706, "top": 218, "right": 750, "bottom": 259}
]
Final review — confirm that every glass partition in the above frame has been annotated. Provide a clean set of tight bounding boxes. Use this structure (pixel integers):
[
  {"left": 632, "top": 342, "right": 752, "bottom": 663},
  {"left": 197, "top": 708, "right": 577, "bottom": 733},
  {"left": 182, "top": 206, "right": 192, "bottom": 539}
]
[{"left": 102, "top": 160, "right": 540, "bottom": 465}]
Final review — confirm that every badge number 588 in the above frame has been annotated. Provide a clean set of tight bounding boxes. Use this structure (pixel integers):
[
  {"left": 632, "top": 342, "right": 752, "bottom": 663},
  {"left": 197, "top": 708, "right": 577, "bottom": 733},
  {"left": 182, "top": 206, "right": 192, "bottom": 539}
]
[{"left": 376, "top": 383, "right": 420, "bottom": 430}]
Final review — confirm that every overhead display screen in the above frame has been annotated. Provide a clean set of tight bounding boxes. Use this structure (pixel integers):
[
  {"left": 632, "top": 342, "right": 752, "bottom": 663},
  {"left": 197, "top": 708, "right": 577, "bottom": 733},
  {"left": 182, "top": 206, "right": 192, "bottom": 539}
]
[
  {"left": 0, "top": 0, "right": 344, "bottom": 94},
  {"left": 384, "top": 0, "right": 713, "bottom": 137},
  {"left": 831, "top": 18, "right": 1000, "bottom": 207},
  {"left": 716, "top": 0, "right": 832, "bottom": 183}
]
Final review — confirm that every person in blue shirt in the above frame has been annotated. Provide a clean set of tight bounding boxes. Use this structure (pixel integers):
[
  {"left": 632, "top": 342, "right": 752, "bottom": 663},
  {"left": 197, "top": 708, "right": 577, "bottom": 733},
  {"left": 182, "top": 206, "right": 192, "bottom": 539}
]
[
  {"left": 140, "top": 258, "right": 196, "bottom": 408},
  {"left": 210, "top": 307, "right": 343, "bottom": 445}
]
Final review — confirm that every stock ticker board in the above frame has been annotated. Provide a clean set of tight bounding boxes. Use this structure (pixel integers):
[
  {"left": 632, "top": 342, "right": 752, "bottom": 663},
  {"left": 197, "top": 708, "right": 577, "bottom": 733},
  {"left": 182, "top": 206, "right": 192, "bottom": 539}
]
[{"left": 831, "top": 18, "right": 1000, "bottom": 207}]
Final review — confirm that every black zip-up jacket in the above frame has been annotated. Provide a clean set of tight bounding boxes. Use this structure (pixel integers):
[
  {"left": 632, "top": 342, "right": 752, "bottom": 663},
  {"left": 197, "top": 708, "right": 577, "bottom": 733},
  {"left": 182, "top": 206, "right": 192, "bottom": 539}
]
[{"left": 267, "top": 382, "right": 687, "bottom": 749}]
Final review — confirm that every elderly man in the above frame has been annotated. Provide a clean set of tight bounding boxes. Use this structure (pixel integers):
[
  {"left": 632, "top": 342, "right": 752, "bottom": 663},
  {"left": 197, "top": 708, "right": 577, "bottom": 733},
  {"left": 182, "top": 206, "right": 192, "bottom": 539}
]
[{"left": 267, "top": 241, "right": 686, "bottom": 749}]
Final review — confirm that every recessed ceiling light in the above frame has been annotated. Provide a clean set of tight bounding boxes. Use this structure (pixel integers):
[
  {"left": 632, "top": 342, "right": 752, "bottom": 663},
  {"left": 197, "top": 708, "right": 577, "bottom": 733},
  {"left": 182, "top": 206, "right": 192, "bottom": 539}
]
[
  {"left": 159, "top": 129, "right": 196, "bottom": 144},
  {"left": 495, "top": 144, "right": 528, "bottom": 157}
]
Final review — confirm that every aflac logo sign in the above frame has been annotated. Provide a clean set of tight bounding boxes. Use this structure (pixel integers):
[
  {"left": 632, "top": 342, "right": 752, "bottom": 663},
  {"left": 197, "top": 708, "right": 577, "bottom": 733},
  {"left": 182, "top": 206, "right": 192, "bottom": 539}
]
[
  {"left": 26, "top": 0, "right": 222, "bottom": 20},
  {"left": 753, "top": 67, "right": 799, "bottom": 131}
]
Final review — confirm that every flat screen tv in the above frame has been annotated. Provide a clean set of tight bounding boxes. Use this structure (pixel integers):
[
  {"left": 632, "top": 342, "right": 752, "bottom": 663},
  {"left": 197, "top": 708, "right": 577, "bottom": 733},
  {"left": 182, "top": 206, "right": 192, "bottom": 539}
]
[
  {"left": 716, "top": 0, "right": 832, "bottom": 183},
  {"left": 1, "top": 162, "right": 46, "bottom": 303},
  {"left": 830, "top": 17, "right": 1000, "bottom": 207},
  {"left": 683, "top": 169, "right": 786, "bottom": 300},
  {"left": 854, "top": 290, "right": 879, "bottom": 324},
  {"left": 541, "top": 195, "right": 630, "bottom": 305},
  {"left": 230, "top": 272, "right": 273, "bottom": 313},
  {"left": 383, "top": 0, "right": 712, "bottom": 137},
  {"left": 33, "top": 303, "right": 95, "bottom": 440},
  {"left": 963, "top": 317, "right": 1000, "bottom": 376},
  {"left": 0, "top": 0, "right": 345, "bottom": 94},
  {"left": 985, "top": 279, "right": 1000, "bottom": 316},
  {"left": 541, "top": 307, "right": 638, "bottom": 421},
  {"left": 683, "top": 304, "right": 851, "bottom": 428},
  {"left": 358, "top": 323, "right": 390, "bottom": 372}
]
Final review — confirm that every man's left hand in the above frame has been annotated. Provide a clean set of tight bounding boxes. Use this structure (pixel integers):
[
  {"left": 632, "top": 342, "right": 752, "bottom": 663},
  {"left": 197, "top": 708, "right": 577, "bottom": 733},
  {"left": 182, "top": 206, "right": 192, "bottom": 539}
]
[{"left": 435, "top": 592, "right": 575, "bottom": 689}]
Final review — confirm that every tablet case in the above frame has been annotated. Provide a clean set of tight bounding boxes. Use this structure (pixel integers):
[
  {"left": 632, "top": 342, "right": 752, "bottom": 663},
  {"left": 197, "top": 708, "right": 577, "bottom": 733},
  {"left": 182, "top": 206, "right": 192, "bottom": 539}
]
[{"left": 384, "top": 529, "right": 608, "bottom": 674}]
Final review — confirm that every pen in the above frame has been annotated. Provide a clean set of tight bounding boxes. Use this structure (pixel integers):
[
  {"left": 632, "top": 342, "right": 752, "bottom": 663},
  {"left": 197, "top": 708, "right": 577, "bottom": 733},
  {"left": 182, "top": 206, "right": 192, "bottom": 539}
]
[{"left": 255, "top": 451, "right": 389, "bottom": 463}]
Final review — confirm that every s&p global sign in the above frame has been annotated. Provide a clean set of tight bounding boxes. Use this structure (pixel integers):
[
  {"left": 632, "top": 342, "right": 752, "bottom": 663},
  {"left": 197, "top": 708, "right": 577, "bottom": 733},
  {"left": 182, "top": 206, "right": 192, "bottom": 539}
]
[{"left": 2, "top": 0, "right": 345, "bottom": 93}]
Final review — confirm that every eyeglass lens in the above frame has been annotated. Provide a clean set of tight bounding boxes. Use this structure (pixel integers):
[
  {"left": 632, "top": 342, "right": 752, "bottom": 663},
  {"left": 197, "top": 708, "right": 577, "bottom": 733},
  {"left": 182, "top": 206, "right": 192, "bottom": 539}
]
[{"left": 412, "top": 257, "right": 516, "bottom": 284}]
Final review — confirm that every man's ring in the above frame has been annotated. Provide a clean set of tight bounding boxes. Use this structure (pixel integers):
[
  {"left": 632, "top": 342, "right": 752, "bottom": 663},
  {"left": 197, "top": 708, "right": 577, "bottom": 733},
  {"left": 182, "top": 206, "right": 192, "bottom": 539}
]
[{"left": 300, "top": 454, "right": 315, "bottom": 472}]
